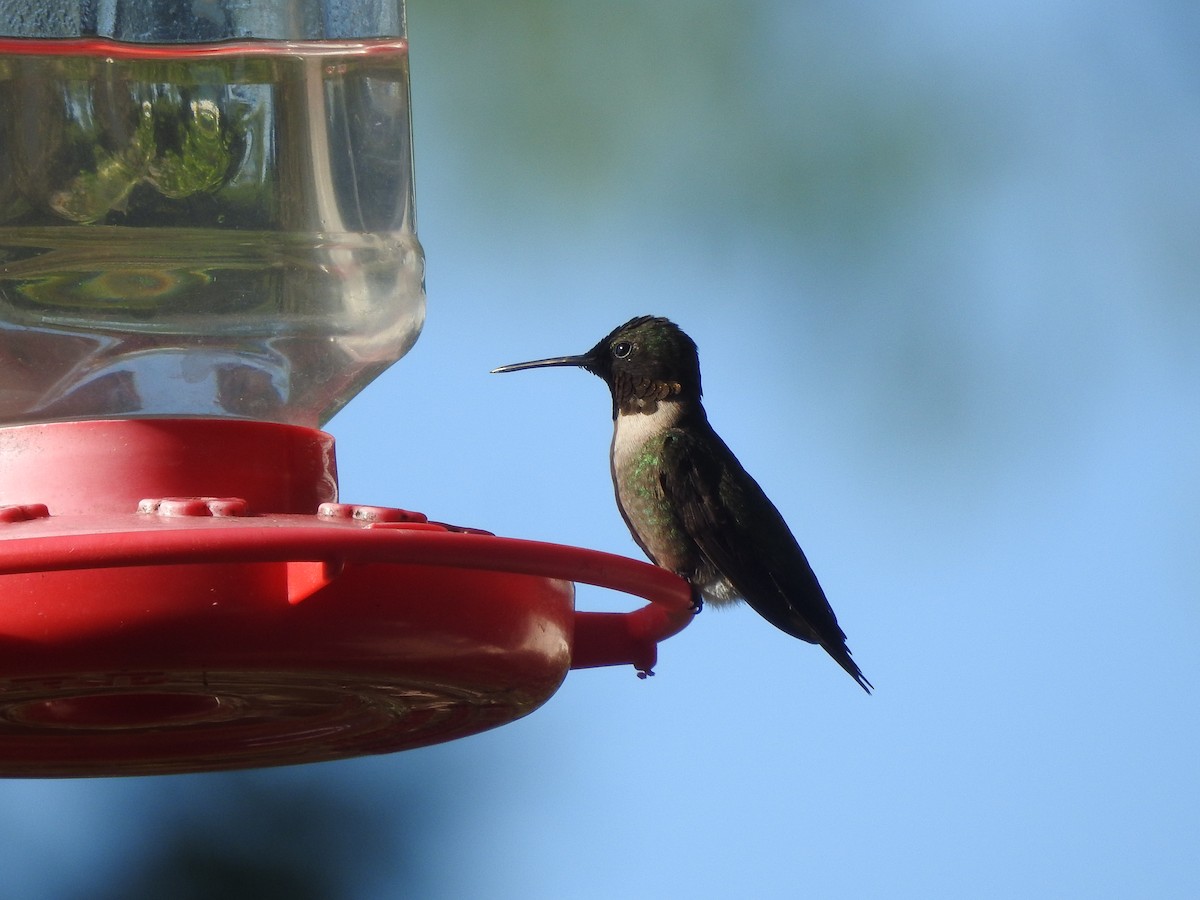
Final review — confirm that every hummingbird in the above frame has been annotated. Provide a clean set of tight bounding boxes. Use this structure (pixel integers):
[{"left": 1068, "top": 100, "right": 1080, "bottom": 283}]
[{"left": 492, "top": 315, "right": 872, "bottom": 692}]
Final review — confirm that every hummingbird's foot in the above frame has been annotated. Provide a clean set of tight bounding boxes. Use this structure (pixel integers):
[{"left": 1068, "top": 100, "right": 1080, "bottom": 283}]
[
  {"left": 637, "top": 667, "right": 655, "bottom": 680},
  {"left": 688, "top": 587, "right": 704, "bottom": 615}
]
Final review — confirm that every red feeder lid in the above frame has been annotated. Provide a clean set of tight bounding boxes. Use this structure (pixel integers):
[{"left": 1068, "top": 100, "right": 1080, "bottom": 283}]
[{"left": 0, "top": 420, "right": 694, "bottom": 777}]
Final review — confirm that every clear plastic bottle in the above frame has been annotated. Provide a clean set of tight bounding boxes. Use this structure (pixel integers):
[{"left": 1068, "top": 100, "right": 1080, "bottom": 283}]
[{"left": 0, "top": 2, "right": 423, "bottom": 427}]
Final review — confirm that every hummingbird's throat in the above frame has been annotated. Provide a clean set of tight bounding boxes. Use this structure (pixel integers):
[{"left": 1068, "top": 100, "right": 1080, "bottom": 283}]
[{"left": 615, "top": 379, "right": 683, "bottom": 416}]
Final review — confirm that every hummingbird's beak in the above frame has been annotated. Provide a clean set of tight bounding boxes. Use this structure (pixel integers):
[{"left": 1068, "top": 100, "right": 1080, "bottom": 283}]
[{"left": 491, "top": 354, "right": 590, "bottom": 374}]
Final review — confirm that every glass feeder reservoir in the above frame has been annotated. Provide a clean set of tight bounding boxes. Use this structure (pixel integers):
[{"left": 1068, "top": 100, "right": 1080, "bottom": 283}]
[{"left": 1, "top": 3, "right": 423, "bottom": 426}]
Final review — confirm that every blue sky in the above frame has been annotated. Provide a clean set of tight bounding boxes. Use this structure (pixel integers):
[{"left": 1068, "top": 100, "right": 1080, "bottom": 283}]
[{"left": 2, "top": 2, "right": 1198, "bottom": 898}]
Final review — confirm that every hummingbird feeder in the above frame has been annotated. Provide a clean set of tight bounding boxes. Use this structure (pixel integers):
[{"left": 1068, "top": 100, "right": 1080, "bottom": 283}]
[{"left": 0, "top": 1, "right": 693, "bottom": 778}]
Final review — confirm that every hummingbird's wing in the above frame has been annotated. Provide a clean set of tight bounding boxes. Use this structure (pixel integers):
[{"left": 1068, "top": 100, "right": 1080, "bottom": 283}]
[{"left": 660, "top": 427, "right": 872, "bottom": 692}]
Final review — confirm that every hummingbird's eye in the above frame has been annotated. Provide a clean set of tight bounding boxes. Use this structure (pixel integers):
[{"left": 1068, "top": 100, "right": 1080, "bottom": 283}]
[{"left": 612, "top": 341, "right": 633, "bottom": 359}]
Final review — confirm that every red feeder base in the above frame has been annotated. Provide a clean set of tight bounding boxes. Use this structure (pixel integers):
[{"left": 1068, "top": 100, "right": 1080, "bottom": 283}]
[{"left": 0, "top": 420, "right": 694, "bottom": 777}]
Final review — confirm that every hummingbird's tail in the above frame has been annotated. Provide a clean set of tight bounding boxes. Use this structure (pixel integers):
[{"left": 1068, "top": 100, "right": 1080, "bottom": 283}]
[
  {"left": 823, "top": 642, "right": 873, "bottom": 695},
  {"left": 794, "top": 621, "right": 872, "bottom": 694},
  {"left": 753, "top": 602, "right": 873, "bottom": 694}
]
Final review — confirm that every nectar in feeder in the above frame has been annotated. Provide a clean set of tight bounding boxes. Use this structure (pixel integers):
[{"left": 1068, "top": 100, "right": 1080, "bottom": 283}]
[{"left": 0, "top": 3, "right": 423, "bottom": 428}]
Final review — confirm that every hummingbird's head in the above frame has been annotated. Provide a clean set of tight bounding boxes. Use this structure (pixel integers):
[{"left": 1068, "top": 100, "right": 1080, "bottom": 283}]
[{"left": 492, "top": 315, "right": 703, "bottom": 417}]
